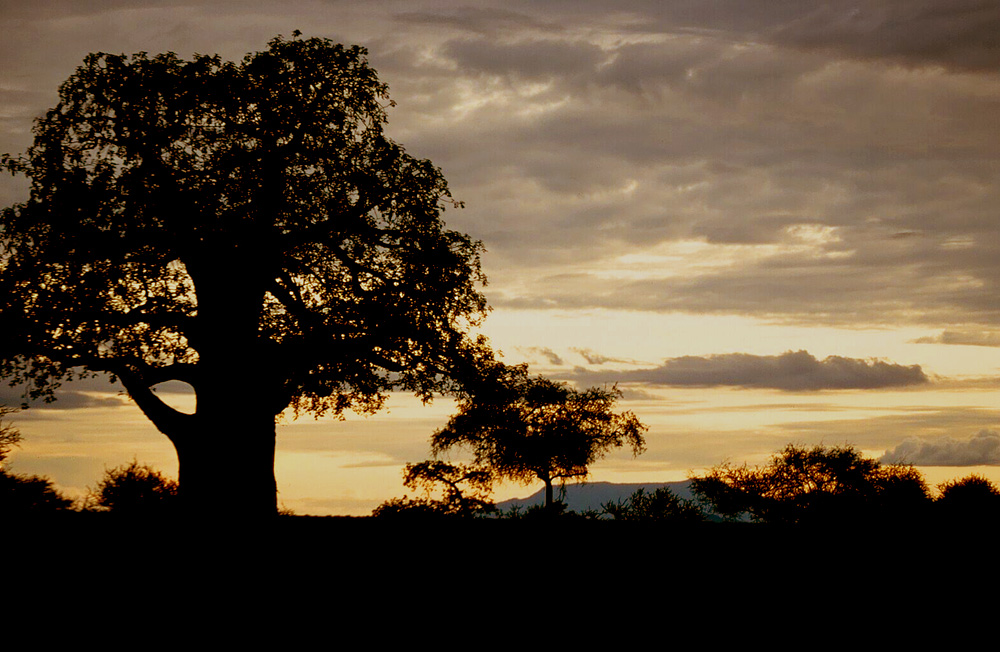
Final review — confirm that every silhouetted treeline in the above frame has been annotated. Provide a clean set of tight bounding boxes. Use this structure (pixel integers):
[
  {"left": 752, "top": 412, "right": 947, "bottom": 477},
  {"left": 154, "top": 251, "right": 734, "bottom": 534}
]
[
  {"left": 5, "top": 440, "right": 1000, "bottom": 525},
  {"left": 373, "top": 444, "right": 1000, "bottom": 527}
]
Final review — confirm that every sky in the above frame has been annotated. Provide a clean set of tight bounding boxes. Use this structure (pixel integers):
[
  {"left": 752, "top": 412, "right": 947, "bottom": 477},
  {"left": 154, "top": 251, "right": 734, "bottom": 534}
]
[{"left": 1, "top": 0, "right": 999, "bottom": 515}]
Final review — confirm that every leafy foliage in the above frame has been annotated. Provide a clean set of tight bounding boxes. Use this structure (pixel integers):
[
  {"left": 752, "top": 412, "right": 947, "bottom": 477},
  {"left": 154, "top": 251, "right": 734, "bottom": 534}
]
[
  {"left": 372, "top": 460, "right": 494, "bottom": 518},
  {"left": 0, "top": 34, "right": 489, "bottom": 514},
  {"left": 86, "top": 460, "right": 179, "bottom": 514},
  {"left": 691, "top": 444, "right": 930, "bottom": 525},
  {"left": 0, "top": 406, "right": 21, "bottom": 466},
  {"left": 0, "top": 471, "right": 73, "bottom": 513},
  {"left": 496, "top": 500, "right": 575, "bottom": 520},
  {"left": 603, "top": 487, "right": 704, "bottom": 523},
  {"left": 432, "top": 362, "right": 647, "bottom": 510}
]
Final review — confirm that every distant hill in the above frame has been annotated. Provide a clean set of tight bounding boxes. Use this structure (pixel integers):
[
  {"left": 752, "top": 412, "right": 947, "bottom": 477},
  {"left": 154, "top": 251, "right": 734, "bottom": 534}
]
[{"left": 496, "top": 480, "right": 695, "bottom": 514}]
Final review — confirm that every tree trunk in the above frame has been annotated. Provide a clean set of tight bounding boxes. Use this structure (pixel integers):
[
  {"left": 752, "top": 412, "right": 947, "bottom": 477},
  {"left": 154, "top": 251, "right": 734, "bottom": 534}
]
[
  {"left": 174, "top": 251, "right": 279, "bottom": 517},
  {"left": 173, "top": 412, "right": 278, "bottom": 518},
  {"left": 544, "top": 478, "right": 554, "bottom": 511}
]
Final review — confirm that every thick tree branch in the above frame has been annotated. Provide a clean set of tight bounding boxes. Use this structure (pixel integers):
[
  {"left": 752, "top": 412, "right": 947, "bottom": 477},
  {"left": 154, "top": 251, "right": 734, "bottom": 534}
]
[{"left": 115, "top": 365, "right": 196, "bottom": 444}]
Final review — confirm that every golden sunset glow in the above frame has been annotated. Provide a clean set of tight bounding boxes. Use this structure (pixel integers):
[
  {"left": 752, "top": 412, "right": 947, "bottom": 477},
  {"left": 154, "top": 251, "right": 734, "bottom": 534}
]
[{"left": 2, "top": 2, "right": 999, "bottom": 515}]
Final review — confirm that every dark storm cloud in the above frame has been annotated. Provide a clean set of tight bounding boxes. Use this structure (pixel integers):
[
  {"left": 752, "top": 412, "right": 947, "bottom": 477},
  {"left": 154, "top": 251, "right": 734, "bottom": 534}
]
[
  {"left": 912, "top": 331, "right": 1000, "bottom": 347},
  {"left": 881, "top": 429, "right": 1000, "bottom": 465},
  {"left": 570, "top": 350, "right": 928, "bottom": 391}
]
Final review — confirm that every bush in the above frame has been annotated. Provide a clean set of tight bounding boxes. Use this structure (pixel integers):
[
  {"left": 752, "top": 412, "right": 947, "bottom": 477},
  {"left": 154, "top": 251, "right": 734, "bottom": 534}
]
[
  {"left": 936, "top": 474, "right": 1000, "bottom": 520},
  {"left": 603, "top": 487, "right": 704, "bottom": 523},
  {"left": 372, "top": 461, "right": 495, "bottom": 519},
  {"left": 0, "top": 405, "right": 72, "bottom": 514},
  {"left": 87, "top": 460, "right": 179, "bottom": 514},
  {"left": 0, "top": 470, "right": 73, "bottom": 513}
]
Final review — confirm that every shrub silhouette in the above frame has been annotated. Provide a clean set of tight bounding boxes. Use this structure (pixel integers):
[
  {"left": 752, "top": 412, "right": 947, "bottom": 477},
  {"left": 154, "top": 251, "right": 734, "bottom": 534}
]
[
  {"left": 0, "top": 406, "right": 72, "bottom": 513},
  {"left": 497, "top": 500, "right": 573, "bottom": 520},
  {"left": 0, "top": 471, "right": 73, "bottom": 513},
  {"left": 87, "top": 460, "right": 179, "bottom": 514},
  {"left": 936, "top": 474, "right": 1000, "bottom": 521},
  {"left": 373, "top": 461, "right": 495, "bottom": 519},
  {"left": 603, "top": 487, "right": 704, "bottom": 523}
]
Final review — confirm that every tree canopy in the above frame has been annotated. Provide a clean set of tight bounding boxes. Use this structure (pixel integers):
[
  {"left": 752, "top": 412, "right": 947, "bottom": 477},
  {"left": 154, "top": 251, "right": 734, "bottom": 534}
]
[
  {"left": 0, "top": 34, "right": 488, "bottom": 515},
  {"left": 372, "top": 460, "right": 495, "bottom": 518},
  {"left": 691, "top": 444, "right": 931, "bottom": 525},
  {"left": 432, "top": 363, "right": 647, "bottom": 510}
]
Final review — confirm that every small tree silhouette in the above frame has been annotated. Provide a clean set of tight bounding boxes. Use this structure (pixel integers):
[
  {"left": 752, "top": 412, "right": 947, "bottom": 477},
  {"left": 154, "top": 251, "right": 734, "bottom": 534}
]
[
  {"left": 432, "top": 363, "right": 647, "bottom": 512},
  {"left": 87, "top": 460, "right": 179, "bottom": 514},
  {"left": 373, "top": 461, "right": 494, "bottom": 518}
]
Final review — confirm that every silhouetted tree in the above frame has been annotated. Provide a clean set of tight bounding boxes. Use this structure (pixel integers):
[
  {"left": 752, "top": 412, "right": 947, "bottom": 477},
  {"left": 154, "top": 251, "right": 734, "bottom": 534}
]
[
  {"left": 691, "top": 444, "right": 930, "bottom": 525},
  {"left": 603, "top": 487, "right": 704, "bottom": 523},
  {"left": 0, "top": 34, "right": 488, "bottom": 516},
  {"left": 86, "top": 459, "right": 179, "bottom": 514},
  {"left": 372, "top": 460, "right": 494, "bottom": 518},
  {"left": 432, "top": 363, "right": 647, "bottom": 512}
]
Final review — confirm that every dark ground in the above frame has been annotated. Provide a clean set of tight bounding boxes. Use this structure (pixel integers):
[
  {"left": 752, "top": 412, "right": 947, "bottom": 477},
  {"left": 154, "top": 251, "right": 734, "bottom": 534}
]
[{"left": 7, "top": 512, "right": 992, "bottom": 627}]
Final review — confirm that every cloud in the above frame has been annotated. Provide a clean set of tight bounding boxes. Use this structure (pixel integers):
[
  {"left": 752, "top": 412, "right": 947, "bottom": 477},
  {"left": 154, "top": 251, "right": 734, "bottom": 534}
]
[
  {"left": 768, "top": 0, "right": 1000, "bottom": 72},
  {"left": 571, "top": 350, "right": 929, "bottom": 391},
  {"left": 0, "top": 376, "right": 129, "bottom": 410},
  {"left": 441, "top": 38, "right": 605, "bottom": 80},
  {"left": 881, "top": 429, "right": 1000, "bottom": 465},
  {"left": 912, "top": 331, "right": 1000, "bottom": 347},
  {"left": 517, "top": 346, "right": 564, "bottom": 366},
  {"left": 394, "top": 6, "right": 560, "bottom": 37},
  {"left": 615, "top": 387, "right": 662, "bottom": 401},
  {"left": 495, "top": 0, "right": 1000, "bottom": 73},
  {"left": 571, "top": 348, "right": 632, "bottom": 365},
  {"left": 4, "top": 1, "right": 1000, "bottom": 333}
]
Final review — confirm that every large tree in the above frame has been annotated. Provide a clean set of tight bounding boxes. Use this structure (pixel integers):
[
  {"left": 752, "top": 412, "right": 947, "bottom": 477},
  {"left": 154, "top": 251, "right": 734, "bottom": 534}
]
[
  {"left": 432, "top": 363, "right": 647, "bottom": 511},
  {"left": 0, "top": 35, "right": 488, "bottom": 516}
]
